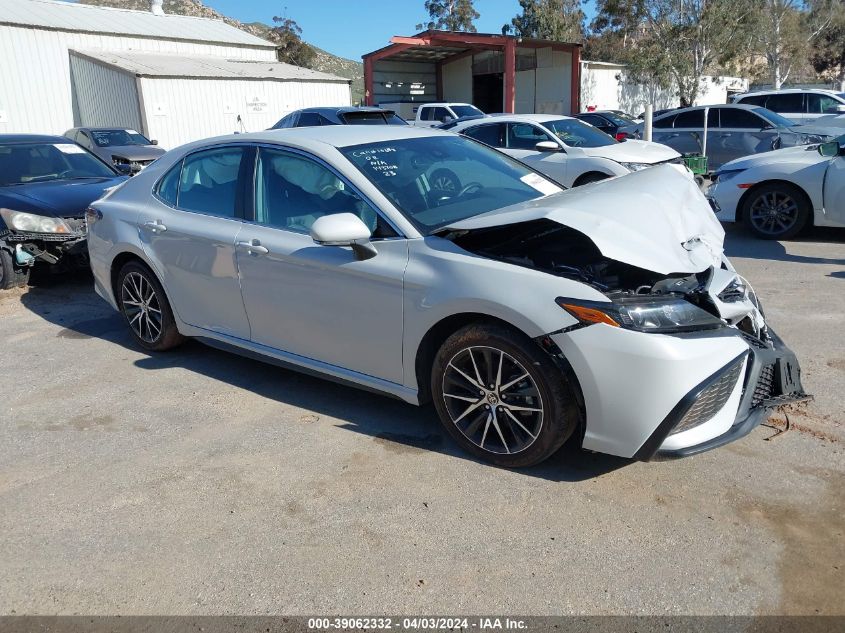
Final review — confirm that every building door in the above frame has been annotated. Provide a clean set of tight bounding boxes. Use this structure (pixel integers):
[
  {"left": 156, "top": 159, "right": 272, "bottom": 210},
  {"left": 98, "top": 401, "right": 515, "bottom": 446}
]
[{"left": 473, "top": 73, "right": 503, "bottom": 114}]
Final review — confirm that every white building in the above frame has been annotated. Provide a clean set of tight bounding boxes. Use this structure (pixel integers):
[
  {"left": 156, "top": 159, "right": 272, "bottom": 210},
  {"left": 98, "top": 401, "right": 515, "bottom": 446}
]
[
  {"left": 0, "top": 0, "right": 351, "bottom": 148},
  {"left": 581, "top": 60, "right": 750, "bottom": 115}
]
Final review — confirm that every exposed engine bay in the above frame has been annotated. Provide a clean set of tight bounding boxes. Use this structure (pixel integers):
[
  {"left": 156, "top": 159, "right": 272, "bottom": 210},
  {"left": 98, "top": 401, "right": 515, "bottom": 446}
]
[{"left": 444, "top": 219, "right": 769, "bottom": 341}]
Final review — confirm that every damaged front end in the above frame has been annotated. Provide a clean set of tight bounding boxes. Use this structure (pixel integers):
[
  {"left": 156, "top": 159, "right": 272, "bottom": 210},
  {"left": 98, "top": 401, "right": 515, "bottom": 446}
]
[
  {"left": 0, "top": 209, "right": 89, "bottom": 273},
  {"left": 441, "top": 213, "right": 809, "bottom": 459}
]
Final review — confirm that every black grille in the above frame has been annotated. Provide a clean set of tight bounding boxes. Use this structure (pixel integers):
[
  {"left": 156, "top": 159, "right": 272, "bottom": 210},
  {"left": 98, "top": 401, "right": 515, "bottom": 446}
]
[
  {"left": 671, "top": 358, "right": 744, "bottom": 435},
  {"left": 752, "top": 363, "right": 776, "bottom": 407}
]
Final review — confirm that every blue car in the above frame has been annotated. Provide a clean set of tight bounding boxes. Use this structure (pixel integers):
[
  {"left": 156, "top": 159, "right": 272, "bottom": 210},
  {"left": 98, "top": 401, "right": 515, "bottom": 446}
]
[{"left": 0, "top": 134, "right": 127, "bottom": 289}]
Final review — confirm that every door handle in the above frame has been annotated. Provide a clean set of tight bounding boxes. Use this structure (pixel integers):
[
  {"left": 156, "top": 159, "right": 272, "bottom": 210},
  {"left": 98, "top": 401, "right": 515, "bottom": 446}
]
[
  {"left": 143, "top": 220, "right": 167, "bottom": 233},
  {"left": 237, "top": 239, "right": 269, "bottom": 256},
  {"left": 720, "top": 133, "right": 733, "bottom": 137}
]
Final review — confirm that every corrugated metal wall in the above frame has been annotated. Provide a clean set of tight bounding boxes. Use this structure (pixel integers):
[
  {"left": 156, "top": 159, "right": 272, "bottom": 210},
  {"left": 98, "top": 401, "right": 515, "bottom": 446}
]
[
  {"left": 372, "top": 60, "right": 437, "bottom": 105},
  {"left": 0, "top": 24, "right": 276, "bottom": 135},
  {"left": 139, "top": 77, "right": 351, "bottom": 148},
  {"left": 442, "top": 57, "right": 472, "bottom": 104},
  {"left": 69, "top": 54, "right": 143, "bottom": 130}
]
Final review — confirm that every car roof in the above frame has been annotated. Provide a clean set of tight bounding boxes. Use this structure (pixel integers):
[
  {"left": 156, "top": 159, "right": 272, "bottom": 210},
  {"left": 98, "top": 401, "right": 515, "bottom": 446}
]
[
  {"left": 653, "top": 103, "right": 760, "bottom": 118},
  {"left": 77, "top": 126, "right": 143, "bottom": 131},
  {"left": 738, "top": 88, "right": 840, "bottom": 97},
  {"left": 299, "top": 106, "right": 394, "bottom": 114},
  {"left": 0, "top": 134, "right": 74, "bottom": 144},
  {"left": 454, "top": 113, "right": 574, "bottom": 126},
  {"left": 181, "top": 125, "right": 453, "bottom": 153}
]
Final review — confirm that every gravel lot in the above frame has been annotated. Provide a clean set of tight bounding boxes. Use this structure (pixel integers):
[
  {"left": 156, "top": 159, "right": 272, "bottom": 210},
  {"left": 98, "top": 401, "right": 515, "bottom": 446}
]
[{"left": 1, "top": 225, "right": 843, "bottom": 616}]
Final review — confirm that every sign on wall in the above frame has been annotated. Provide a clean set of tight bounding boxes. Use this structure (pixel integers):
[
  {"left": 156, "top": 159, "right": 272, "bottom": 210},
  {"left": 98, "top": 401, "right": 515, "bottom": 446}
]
[
  {"left": 245, "top": 96, "right": 268, "bottom": 113},
  {"left": 0, "top": 110, "right": 8, "bottom": 123}
]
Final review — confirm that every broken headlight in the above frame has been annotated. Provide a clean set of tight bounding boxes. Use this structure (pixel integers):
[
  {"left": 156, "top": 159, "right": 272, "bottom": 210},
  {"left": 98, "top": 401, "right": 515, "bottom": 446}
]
[
  {"left": 617, "top": 161, "right": 652, "bottom": 172},
  {"left": 0, "top": 208, "right": 73, "bottom": 234},
  {"left": 557, "top": 296, "right": 724, "bottom": 333}
]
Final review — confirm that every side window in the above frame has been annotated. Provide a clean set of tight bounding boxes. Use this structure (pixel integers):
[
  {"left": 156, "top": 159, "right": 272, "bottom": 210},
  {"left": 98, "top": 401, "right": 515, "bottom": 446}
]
[
  {"left": 156, "top": 160, "right": 181, "bottom": 206},
  {"left": 296, "top": 112, "right": 322, "bottom": 127},
  {"left": 420, "top": 107, "right": 434, "bottom": 121},
  {"left": 807, "top": 94, "right": 841, "bottom": 114},
  {"left": 653, "top": 114, "right": 675, "bottom": 129},
  {"left": 737, "top": 95, "right": 766, "bottom": 107},
  {"left": 317, "top": 115, "right": 336, "bottom": 125},
  {"left": 463, "top": 123, "right": 504, "bottom": 147},
  {"left": 77, "top": 132, "right": 93, "bottom": 149},
  {"left": 766, "top": 93, "right": 803, "bottom": 113},
  {"left": 507, "top": 123, "right": 554, "bottom": 149},
  {"left": 431, "top": 107, "right": 450, "bottom": 122},
  {"left": 253, "top": 147, "right": 397, "bottom": 238},
  {"left": 273, "top": 113, "right": 296, "bottom": 129},
  {"left": 707, "top": 108, "right": 719, "bottom": 128},
  {"left": 673, "top": 110, "right": 704, "bottom": 128},
  {"left": 719, "top": 108, "right": 765, "bottom": 129},
  {"left": 178, "top": 147, "right": 245, "bottom": 218}
]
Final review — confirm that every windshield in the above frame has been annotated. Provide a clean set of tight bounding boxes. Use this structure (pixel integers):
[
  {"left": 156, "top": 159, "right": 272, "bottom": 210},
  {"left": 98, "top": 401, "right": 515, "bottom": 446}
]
[
  {"left": 754, "top": 108, "right": 797, "bottom": 128},
  {"left": 602, "top": 112, "right": 636, "bottom": 126},
  {"left": 451, "top": 105, "right": 484, "bottom": 118},
  {"left": 90, "top": 129, "right": 151, "bottom": 147},
  {"left": 340, "top": 135, "right": 563, "bottom": 234},
  {"left": 543, "top": 119, "right": 617, "bottom": 147},
  {"left": 0, "top": 143, "right": 116, "bottom": 185}
]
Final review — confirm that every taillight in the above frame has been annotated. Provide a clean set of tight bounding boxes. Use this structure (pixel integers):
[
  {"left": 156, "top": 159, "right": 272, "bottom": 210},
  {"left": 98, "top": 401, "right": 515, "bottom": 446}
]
[{"left": 615, "top": 132, "right": 628, "bottom": 141}]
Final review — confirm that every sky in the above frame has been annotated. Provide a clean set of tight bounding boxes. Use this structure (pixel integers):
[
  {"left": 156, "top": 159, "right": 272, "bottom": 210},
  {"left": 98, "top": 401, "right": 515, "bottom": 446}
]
[{"left": 201, "top": 0, "right": 597, "bottom": 61}]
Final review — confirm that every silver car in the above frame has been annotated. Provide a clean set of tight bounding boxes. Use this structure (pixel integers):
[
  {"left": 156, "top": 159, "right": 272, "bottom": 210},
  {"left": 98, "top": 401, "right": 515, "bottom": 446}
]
[
  {"left": 620, "top": 104, "right": 838, "bottom": 171},
  {"left": 87, "top": 127, "right": 806, "bottom": 467},
  {"left": 64, "top": 127, "right": 165, "bottom": 174}
]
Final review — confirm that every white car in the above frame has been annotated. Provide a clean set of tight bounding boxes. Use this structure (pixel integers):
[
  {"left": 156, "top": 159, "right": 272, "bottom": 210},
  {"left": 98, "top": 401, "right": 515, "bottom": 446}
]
[
  {"left": 707, "top": 135, "right": 845, "bottom": 239},
  {"left": 447, "top": 114, "right": 683, "bottom": 188},
  {"left": 87, "top": 126, "right": 805, "bottom": 467}
]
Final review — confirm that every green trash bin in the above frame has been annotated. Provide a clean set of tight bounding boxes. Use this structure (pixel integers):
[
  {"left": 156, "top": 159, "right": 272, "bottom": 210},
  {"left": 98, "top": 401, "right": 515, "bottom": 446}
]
[{"left": 682, "top": 154, "right": 708, "bottom": 175}]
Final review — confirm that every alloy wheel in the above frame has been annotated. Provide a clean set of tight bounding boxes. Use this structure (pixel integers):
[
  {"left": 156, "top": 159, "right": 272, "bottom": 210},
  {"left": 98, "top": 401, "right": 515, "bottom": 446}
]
[
  {"left": 441, "top": 345, "right": 544, "bottom": 455},
  {"left": 748, "top": 191, "right": 799, "bottom": 236},
  {"left": 121, "top": 271, "right": 163, "bottom": 344}
]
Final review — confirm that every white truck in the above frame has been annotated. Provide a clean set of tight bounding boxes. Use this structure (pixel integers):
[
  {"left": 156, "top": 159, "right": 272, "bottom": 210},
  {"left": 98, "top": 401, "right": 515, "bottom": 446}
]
[{"left": 380, "top": 102, "right": 484, "bottom": 127}]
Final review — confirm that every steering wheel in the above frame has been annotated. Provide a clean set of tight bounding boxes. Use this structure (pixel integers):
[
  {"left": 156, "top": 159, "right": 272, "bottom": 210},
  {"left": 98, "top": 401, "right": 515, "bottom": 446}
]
[{"left": 458, "top": 182, "right": 483, "bottom": 197}]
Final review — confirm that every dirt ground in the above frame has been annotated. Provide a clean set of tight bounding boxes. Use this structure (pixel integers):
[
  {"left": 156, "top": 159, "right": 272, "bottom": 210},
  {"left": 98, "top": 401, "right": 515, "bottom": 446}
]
[{"left": 0, "top": 225, "right": 843, "bottom": 615}]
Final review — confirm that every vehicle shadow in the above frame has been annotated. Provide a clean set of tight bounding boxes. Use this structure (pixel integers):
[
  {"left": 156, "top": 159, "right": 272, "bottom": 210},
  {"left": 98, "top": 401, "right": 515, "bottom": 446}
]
[
  {"left": 18, "top": 278, "right": 631, "bottom": 483},
  {"left": 723, "top": 224, "right": 845, "bottom": 265}
]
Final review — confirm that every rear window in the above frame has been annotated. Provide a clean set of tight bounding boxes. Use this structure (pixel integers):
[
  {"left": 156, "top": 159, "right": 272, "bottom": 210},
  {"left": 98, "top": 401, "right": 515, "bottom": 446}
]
[
  {"left": 340, "top": 111, "right": 405, "bottom": 125},
  {"left": 451, "top": 105, "right": 484, "bottom": 118}
]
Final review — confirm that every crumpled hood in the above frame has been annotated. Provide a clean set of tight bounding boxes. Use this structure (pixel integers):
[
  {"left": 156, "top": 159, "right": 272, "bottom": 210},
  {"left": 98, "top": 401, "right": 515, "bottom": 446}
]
[
  {"left": 786, "top": 124, "right": 841, "bottom": 139},
  {"left": 578, "top": 139, "right": 680, "bottom": 164},
  {"left": 105, "top": 145, "right": 165, "bottom": 161},
  {"left": 0, "top": 177, "right": 127, "bottom": 218},
  {"left": 443, "top": 165, "right": 724, "bottom": 275}
]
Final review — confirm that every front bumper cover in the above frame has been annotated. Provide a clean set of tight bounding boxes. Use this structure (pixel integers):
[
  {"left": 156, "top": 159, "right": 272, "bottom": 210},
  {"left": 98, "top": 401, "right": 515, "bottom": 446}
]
[{"left": 644, "top": 328, "right": 808, "bottom": 460}]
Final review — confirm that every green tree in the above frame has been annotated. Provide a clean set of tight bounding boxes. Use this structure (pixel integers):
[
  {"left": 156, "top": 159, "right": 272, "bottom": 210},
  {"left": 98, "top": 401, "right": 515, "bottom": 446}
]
[
  {"left": 416, "top": 0, "right": 480, "bottom": 32},
  {"left": 643, "top": 0, "right": 756, "bottom": 106},
  {"left": 504, "top": 0, "right": 586, "bottom": 42},
  {"left": 751, "top": 0, "right": 837, "bottom": 89},
  {"left": 271, "top": 14, "right": 315, "bottom": 67},
  {"left": 811, "top": 0, "right": 845, "bottom": 90}
]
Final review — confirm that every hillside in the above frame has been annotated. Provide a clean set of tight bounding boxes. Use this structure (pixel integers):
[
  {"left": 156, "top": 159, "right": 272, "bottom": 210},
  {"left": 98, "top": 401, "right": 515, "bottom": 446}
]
[{"left": 79, "top": 0, "right": 364, "bottom": 103}]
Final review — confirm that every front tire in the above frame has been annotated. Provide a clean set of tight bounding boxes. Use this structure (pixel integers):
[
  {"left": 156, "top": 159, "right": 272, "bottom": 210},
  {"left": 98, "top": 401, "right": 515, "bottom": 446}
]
[
  {"left": 117, "top": 261, "right": 184, "bottom": 351},
  {"left": 742, "top": 182, "right": 810, "bottom": 240},
  {"left": 431, "top": 324, "right": 581, "bottom": 468}
]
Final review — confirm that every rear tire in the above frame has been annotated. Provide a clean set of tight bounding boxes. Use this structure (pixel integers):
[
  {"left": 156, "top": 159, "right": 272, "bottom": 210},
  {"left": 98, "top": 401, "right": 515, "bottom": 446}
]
[
  {"left": 742, "top": 182, "right": 810, "bottom": 240},
  {"left": 116, "top": 261, "right": 184, "bottom": 351},
  {"left": 0, "top": 248, "right": 29, "bottom": 290},
  {"left": 431, "top": 323, "right": 581, "bottom": 468}
]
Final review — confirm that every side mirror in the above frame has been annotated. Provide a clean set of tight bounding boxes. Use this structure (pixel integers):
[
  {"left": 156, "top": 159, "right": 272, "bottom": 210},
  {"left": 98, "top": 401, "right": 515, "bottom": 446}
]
[
  {"left": 535, "top": 141, "right": 560, "bottom": 152},
  {"left": 818, "top": 141, "right": 842, "bottom": 158},
  {"left": 151, "top": 139, "right": 159, "bottom": 145},
  {"left": 310, "top": 212, "right": 376, "bottom": 260}
]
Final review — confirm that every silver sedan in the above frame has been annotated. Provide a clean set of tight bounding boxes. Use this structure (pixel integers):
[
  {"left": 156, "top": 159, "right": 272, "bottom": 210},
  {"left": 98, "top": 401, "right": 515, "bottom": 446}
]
[{"left": 87, "top": 126, "right": 806, "bottom": 467}]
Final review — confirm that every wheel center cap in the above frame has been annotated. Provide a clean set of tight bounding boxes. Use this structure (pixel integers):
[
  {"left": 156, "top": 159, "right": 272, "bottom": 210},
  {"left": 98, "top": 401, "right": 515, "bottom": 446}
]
[{"left": 487, "top": 393, "right": 499, "bottom": 405}]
